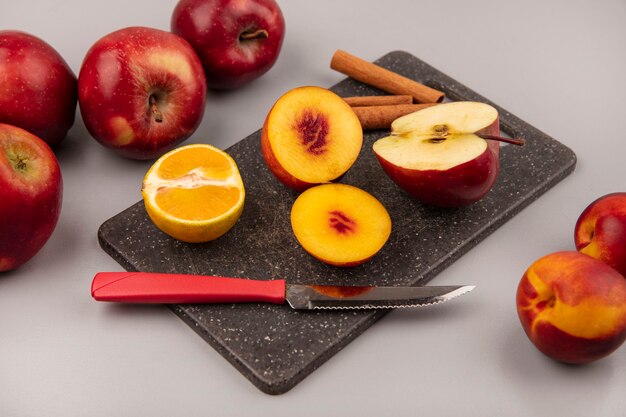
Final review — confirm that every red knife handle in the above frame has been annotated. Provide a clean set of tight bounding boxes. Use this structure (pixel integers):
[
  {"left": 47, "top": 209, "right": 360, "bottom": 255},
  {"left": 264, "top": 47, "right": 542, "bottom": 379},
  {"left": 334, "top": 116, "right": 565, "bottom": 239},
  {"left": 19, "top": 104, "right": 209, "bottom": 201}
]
[{"left": 91, "top": 272, "right": 286, "bottom": 304}]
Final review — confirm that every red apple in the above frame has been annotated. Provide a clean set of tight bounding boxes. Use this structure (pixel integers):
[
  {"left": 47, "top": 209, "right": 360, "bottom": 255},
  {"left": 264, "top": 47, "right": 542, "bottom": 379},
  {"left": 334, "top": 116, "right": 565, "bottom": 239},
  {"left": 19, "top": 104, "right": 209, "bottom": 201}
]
[
  {"left": 171, "top": 0, "right": 285, "bottom": 90},
  {"left": 0, "top": 123, "right": 62, "bottom": 271},
  {"left": 372, "top": 101, "right": 504, "bottom": 207},
  {"left": 0, "top": 30, "right": 77, "bottom": 147},
  {"left": 575, "top": 192, "right": 626, "bottom": 277},
  {"left": 516, "top": 251, "right": 626, "bottom": 364},
  {"left": 78, "top": 27, "right": 207, "bottom": 160}
]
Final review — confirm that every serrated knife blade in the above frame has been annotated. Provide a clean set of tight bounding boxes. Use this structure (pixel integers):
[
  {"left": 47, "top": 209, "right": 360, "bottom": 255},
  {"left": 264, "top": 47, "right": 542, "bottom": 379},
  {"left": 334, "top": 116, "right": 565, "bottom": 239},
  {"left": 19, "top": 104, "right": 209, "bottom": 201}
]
[
  {"left": 91, "top": 272, "right": 474, "bottom": 310},
  {"left": 284, "top": 283, "right": 474, "bottom": 310}
]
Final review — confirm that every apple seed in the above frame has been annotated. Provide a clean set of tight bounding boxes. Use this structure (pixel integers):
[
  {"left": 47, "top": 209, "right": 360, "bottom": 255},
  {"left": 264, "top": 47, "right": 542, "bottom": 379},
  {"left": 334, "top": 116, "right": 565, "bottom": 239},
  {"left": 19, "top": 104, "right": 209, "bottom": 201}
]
[
  {"left": 428, "top": 138, "right": 446, "bottom": 144},
  {"left": 432, "top": 124, "right": 449, "bottom": 137}
]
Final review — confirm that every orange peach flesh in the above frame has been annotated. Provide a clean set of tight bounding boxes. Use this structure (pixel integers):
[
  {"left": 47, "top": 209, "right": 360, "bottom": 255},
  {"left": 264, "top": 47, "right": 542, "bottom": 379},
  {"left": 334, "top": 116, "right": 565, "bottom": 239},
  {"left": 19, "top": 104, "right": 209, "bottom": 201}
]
[
  {"left": 517, "top": 251, "right": 626, "bottom": 363},
  {"left": 290, "top": 183, "right": 391, "bottom": 267},
  {"left": 262, "top": 86, "right": 362, "bottom": 188}
]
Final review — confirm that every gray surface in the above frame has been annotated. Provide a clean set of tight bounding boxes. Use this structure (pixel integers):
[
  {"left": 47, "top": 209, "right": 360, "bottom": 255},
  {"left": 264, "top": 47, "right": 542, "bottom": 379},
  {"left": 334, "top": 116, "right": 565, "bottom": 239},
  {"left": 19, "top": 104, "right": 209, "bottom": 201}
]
[
  {"left": 1, "top": 0, "right": 625, "bottom": 415},
  {"left": 97, "top": 51, "right": 575, "bottom": 394}
]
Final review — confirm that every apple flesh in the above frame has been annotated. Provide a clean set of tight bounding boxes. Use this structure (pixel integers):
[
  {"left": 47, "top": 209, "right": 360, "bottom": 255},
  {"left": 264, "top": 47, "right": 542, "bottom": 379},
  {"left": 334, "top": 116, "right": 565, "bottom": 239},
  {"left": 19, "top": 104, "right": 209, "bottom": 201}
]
[
  {"left": 372, "top": 101, "right": 500, "bottom": 207},
  {"left": 575, "top": 192, "right": 626, "bottom": 277},
  {"left": 78, "top": 27, "right": 207, "bottom": 160},
  {"left": 0, "top": 30, "right": 77, "bottom": 147},
  {"left": 261, "top": 86, "right": 363, "bottom": 191},
  {"left": 0, "top": 123, "right": 63, "bottom": 271},
  {"left": 290, "top": 183, "right": 391, "bottom": 267},
  {"left": 171, "top": 0, "right": 285, "bottom": 90},
  {"left": 516, "top": 251, "right": 626, "bottom": 364}
]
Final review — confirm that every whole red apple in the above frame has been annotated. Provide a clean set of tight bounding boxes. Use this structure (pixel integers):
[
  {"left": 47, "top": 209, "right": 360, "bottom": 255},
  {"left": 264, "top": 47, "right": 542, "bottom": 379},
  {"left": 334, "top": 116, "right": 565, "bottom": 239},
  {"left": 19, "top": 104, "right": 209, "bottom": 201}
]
[
  {"left": 516, "top": 251, "right": 626, "bottom": 364},
  {"left": 0, "top": 30, "right": 77, "bottom": 147},
  {"left": 0, "top": 123, "right": 63, "bottom": 271},
  {"left": 575, "top": 192, "right": 626, "bottom": 277},
  {"left": 171, "top": 0, "right": 285, "bottom": 90},
  {"left": 78, "top": 27, "right": 207, "bottom": 160}
]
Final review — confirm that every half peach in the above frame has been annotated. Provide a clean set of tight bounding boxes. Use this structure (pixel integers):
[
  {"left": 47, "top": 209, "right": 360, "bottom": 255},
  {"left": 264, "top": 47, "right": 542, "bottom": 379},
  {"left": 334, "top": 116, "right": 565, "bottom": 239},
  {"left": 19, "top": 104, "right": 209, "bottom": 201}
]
[
  {"left": 261, "top": 86, "right": 363, "bottom": 191},
  {"left": 290, "top": 183, "right": 391, "bottom": 267}
]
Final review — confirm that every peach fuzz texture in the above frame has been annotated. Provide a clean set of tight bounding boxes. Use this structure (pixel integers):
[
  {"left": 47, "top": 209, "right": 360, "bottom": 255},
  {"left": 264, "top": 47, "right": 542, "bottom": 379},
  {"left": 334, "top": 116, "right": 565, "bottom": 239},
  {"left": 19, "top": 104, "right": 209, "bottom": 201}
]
[
  {"left": 516, "top": 251, "right": 626, "bottom": 364},
  {"left": 575, "top": 192, "right": 626, "bottom": 276}
]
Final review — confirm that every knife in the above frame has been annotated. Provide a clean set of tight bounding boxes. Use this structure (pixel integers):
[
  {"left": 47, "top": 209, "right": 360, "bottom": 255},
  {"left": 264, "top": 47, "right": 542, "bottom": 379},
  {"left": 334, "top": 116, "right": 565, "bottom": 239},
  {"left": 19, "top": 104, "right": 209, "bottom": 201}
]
[{"left": 91, "top": 272, "right": 475, "bottom": 310}]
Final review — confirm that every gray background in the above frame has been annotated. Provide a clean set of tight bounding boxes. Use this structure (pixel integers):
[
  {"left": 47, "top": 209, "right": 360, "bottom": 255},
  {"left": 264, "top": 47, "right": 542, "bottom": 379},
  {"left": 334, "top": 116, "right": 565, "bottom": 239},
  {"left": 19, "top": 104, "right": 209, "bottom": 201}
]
[{"left": 1, "top": 0, "right": 625, "bottom": 415}]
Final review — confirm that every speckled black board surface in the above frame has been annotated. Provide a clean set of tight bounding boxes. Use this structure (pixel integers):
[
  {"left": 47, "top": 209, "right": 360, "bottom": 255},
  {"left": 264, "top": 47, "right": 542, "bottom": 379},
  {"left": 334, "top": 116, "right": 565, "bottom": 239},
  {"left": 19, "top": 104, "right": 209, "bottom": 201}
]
[{"left": 97, "top": 51, "right": 576, "bottom": 395}]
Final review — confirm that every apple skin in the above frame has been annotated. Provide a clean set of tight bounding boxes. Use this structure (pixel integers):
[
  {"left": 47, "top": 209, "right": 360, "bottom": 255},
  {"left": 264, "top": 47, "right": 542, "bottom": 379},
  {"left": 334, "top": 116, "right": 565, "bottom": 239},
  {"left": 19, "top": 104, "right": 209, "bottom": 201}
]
[
  {"left": 78, "top": 27, "right": 207, "bottom": 160},
  {"left": 575, "top": 192, "right": 626, "bottom": 277},
  {"left": 0, "top": 123, "right": 63, "bottom": 271},
  {"left": 374, "top": 122, "right": 500, "bottom": 208},
  {"left": 0, "top": 30, "right": 77, "bottom": 147},
  {"left": 171, "top": 0, "right": 285, "bottom": 90},
  {"left": 516, "top": 251, "right": 626, "bottom": 364}
]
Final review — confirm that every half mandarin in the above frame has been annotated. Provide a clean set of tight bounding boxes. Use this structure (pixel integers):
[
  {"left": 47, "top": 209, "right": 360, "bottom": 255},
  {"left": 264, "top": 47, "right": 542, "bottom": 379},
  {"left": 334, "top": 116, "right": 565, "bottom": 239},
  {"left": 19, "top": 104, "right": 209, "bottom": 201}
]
[{"left": 142, "top": 144, "right": 245, "bottom": 243}]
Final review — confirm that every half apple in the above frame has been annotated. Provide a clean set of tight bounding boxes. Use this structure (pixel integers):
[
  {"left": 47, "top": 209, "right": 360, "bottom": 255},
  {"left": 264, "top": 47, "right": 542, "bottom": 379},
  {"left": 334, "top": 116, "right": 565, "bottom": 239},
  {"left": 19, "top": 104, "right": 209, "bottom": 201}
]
[{"left": 372, "top": 101, "right": 501, "bottom": 207}]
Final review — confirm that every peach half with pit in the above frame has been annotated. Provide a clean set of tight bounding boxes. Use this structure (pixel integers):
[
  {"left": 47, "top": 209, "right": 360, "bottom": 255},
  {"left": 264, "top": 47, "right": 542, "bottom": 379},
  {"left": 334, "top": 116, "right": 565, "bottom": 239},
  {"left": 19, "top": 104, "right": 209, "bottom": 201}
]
[
  {"left": 290, "top": 183, "right": 391, "bottom": 267},
  {"left": 516, "top": 251, "right": 626, "bottom": 364},
  {"left": 261, "top": 86, "right": 363, "bottom": 191}
]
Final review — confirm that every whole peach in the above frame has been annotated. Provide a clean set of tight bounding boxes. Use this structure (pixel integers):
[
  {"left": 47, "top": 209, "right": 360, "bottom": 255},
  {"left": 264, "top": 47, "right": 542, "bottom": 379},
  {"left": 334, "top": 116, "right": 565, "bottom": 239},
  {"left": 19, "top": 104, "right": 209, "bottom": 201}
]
[
  {"left": 516, "top": 251, "right": 626, "bottom": 364},
  {"left": 575, "top": 192, "right": 626, "bottom": 277}
]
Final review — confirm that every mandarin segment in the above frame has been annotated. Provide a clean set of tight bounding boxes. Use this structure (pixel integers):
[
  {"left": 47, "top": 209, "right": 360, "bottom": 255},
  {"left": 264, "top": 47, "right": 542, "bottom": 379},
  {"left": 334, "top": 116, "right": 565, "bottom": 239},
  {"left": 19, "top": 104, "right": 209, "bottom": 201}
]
[
  {"left": 157, "top": 146, "right": 233, "bottom": 180},
  {"left": 261, "top": 86, "right": 362, "bottom": 191},
  {"left": 290, "top": 183, "right": 391, "bottom": 267},
  {"left": 142, "top": 143, "right": 245, "bottom": 243},
  {"left": 154, "top": 185, "right": 241, "bottom": 220}
]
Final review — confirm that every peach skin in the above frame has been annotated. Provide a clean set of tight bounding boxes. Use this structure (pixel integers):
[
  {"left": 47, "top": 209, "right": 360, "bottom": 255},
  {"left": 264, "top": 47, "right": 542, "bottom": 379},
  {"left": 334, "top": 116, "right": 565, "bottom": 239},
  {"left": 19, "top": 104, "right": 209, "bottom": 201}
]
[
  {"left": 575, "top": 192, "right": 626, "bottom": 277},
  {"left": 516, "top": 251, "right": 626, "bottom": 364},
  {"left": 261, "top": 86, "right": 362, "bottom": 192}
]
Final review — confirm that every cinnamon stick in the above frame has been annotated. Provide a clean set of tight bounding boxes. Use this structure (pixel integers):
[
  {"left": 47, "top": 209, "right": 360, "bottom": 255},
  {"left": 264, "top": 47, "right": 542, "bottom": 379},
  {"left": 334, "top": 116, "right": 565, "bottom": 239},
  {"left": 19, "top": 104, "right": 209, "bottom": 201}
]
[
  {"left": 352, "top": 103, "right": 438, "bottom": 130},
  {"left": 343, "top": 95, "right": 413, "bottom": 107},
  {"left": 331, "top": 50, "right": 445, "bottom": 104}
]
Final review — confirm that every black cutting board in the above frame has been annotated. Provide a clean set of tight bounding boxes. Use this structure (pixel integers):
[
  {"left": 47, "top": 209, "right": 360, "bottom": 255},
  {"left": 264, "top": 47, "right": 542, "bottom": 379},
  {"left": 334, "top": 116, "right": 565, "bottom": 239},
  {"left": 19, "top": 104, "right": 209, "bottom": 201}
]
[{"left": 98, "top": 51, "right": 576, "bottom": 394}]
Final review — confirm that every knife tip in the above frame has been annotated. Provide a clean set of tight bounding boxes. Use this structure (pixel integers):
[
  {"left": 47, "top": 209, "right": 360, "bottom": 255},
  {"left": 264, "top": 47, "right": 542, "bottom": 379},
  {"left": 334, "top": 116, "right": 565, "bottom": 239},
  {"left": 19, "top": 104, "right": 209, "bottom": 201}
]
[{"left": 455, "top": 285, "right": 476, "bottom": 297}]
